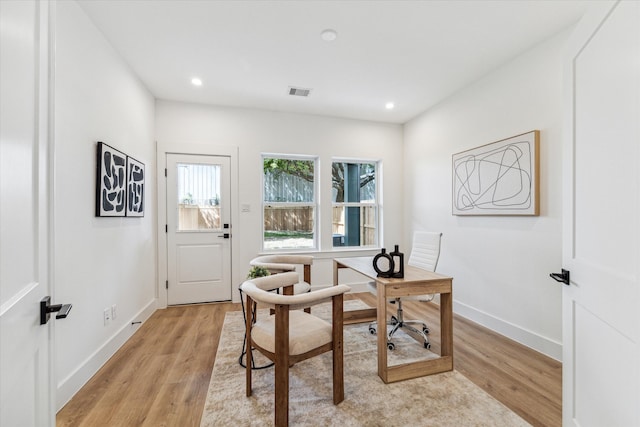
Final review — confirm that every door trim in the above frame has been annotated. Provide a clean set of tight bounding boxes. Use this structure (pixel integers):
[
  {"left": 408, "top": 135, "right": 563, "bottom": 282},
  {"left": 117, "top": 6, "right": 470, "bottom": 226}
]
[{"left": 156, "top": 142, "right": 239, "bottom": 308}]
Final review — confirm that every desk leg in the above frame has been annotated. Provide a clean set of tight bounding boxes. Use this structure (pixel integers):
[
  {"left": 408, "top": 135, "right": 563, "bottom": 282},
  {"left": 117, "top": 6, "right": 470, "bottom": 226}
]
[
  {"left": 440, "top": 291, "right": 453, "bottom": 359},
  {"left": 376, "top": 281, "right": 388, "bottom": 383}
]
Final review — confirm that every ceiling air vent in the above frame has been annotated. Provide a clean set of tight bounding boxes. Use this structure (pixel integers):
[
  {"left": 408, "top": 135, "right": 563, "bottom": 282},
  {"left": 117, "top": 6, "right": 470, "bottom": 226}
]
[{"left": 288, "top": 86, "right": 312, "bottom": 97}]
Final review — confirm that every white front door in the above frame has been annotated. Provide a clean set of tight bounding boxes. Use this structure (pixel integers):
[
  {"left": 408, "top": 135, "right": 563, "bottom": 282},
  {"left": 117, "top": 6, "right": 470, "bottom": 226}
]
[
  {"left": 0, "top": 0, "right": 55, "bottom": 425},
  {"left": 166, "top": 154, "right": 232, "bottom": 304},
  {"left": 562, "top": 1, "right": 640, "bottom": 426}
]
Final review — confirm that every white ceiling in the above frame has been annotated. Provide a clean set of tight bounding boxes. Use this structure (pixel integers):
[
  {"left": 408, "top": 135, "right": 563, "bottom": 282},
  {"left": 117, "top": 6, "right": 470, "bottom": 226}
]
[{"left": 78, "top": 0, "right": 590, "bottom": 124}]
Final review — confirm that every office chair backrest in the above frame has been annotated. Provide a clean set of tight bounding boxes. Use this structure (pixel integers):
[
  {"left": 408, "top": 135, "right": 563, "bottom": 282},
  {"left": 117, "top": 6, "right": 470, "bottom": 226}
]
[{"left": 408, "top": 231, "right": 442, "bottom": 272}]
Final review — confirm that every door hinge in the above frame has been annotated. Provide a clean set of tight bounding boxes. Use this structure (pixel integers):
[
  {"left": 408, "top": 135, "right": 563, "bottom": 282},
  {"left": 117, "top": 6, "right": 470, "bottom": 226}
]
[
  {"left": 165, "top": 224, "right": 168, "bottom": 233},
  {"left": 164, "top": 168, "right": 167, "bottom": 177},
  {"left": 166, "top": 280, "right": 169, "bottom": 289}
]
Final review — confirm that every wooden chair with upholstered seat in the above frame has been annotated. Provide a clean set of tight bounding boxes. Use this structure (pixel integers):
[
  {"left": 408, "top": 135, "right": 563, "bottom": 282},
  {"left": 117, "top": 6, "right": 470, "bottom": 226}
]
[
  {"left": 249, "top": 254, "right": 313, "bottom": 296},
  {"left": 241, "top": 271, "right": 350, "bottom": 427},
  {"left": 239, "top": 255, "right": 315, "bottom": 369},
  {"left": 250, "top": 254, "right": 314, "bottom": 315}
]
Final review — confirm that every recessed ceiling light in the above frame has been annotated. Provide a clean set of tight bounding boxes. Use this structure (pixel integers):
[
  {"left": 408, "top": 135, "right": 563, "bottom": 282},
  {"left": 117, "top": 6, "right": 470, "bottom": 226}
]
[
  {"left": 320, "top": 29, "right": 337, "bottom": 42},
  {"left": 385, "top": 102, "right": 395, "bottom": 110},
  {"left": 191, "top": 77, "right": 203, "bottom": 86}
]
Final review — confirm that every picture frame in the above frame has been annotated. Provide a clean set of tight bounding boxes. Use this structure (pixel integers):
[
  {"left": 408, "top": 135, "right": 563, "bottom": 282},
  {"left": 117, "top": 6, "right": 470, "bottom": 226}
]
[
  {"left": 452, "top": 130, "right": 539, "bottom": 216},
  {"left": 126, "top": 155, "right": 145, "bottom": 217},
  {"left": 96, "top": 141, "right": 127, "bottom": 217}
]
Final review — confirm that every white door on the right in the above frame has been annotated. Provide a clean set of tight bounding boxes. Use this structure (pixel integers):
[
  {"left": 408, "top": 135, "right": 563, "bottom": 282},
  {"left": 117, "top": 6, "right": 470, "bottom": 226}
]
[{"left": 562, "top": 1, "right": 639, "bottom": 426}]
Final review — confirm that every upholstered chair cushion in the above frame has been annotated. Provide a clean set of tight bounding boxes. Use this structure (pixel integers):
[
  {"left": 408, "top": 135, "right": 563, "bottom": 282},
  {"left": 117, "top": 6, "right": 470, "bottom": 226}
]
[{"left": 252, "top": 311, "right": 332, "bottom": 355}]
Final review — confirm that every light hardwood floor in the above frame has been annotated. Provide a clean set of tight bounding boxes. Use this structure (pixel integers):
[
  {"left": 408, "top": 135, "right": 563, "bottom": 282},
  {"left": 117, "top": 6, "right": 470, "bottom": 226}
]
[{"left": 57, "top": 293, "right": 561, "bottom": 427}]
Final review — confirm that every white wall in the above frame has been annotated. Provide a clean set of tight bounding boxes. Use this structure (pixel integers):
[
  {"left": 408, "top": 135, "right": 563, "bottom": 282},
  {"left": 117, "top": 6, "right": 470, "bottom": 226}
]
[
  {"left": 50, "top": 3, "right": 569, "bottom": 412},
  {"left": 155, "top": 101, "right": 404, "bottom": 300},
  {"left": 54, "top": 1, "right": 157, "bottom": 409},
  {"left": 404, "top": 30, "right": 569, "bottom": 360}
]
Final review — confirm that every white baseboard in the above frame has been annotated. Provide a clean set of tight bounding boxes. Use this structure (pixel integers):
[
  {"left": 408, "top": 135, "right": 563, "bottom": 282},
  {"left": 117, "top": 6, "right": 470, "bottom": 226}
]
[
  {"left": 454, "top": 300, "right": 562, "bottom": 361},
  {"left": 56, "top": 299, "right": 158, "bottom": 411}
]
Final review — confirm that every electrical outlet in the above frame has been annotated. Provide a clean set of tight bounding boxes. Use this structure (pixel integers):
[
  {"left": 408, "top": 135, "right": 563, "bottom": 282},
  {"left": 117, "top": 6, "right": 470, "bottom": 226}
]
[
  {"left": 103, "top": 308, "right": 111, "bottom": 325},
  {"left": 111, "top": 304, "right": 117, "bottom": 320}
]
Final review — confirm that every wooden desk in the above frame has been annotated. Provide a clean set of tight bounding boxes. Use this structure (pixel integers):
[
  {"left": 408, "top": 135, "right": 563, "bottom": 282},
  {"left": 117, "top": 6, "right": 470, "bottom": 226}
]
[{"left": 333, "top": 256, "right": 453, "bottom": 383}]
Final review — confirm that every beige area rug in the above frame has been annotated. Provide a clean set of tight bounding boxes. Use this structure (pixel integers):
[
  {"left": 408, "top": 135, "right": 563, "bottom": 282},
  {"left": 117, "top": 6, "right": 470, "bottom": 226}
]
[{"left": 200, "top": 300, "right": 530, "bottom": 426}]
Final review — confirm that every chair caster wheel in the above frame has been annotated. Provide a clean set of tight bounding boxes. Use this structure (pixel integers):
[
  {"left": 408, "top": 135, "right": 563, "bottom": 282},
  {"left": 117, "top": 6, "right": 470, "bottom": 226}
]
[
  {"left": 390, "top": 316, "right": 398, "bottom": 325},
  {"left": 423, "top": 326, "right": 430, "bottom": 334},
  {"left": 387, "top": 342, "right": 396, "bottom": 351},
  {"left": 369, "top": 327, "right": 376, "bottom": 335},
  {"left": 424, "top": 342, "right": 431, "bottom": 349}
]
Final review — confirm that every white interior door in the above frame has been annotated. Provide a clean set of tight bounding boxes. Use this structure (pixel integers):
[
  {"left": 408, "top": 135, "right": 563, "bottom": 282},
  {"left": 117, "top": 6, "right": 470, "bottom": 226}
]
[
  {"left": 166, "top": 154, "right": 232, "bottom": 304},
  {"left": 562, "top": 1, "right": 640, "bottom": 426},
  {"left": 0, "top": 0, "right": 55, "bottom": 425}
]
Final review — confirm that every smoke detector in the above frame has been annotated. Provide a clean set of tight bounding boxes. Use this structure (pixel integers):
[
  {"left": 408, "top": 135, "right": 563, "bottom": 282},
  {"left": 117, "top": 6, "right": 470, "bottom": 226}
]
[{"left": 288, "top": 86, "right": 312, "bottom": 97}]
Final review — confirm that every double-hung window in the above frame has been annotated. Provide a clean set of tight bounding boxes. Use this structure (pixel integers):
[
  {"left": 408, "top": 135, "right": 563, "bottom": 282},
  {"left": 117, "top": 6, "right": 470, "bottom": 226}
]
[
  {"left": 332, "top": 160, "right": 378, "bottom": 248},
  {"left": 263, "top": 155, "right": 317, "bottom": 250}
]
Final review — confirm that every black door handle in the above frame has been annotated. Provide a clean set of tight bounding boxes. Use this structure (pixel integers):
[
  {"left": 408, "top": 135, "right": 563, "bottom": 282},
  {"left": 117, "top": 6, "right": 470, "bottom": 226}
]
[
  {"left": 549, "top": 269, "right": 570, "bottom": 286},
  {"left": 40, "top": 296, "right": 72, "bottom": 325}
]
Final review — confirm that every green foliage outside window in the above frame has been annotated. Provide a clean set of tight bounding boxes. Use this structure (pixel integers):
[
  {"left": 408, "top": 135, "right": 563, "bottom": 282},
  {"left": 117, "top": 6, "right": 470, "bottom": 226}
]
[{"left": 264, "top": 159, "right": 375, "bottom": 202}]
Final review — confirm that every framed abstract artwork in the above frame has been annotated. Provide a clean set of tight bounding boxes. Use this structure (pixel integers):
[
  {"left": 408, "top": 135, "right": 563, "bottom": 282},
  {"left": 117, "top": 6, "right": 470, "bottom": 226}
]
[
  {"left": 96, "top": 142, "right": 127, "bottom": 217},
  {"left": 126, "top": 156, "right": 145, "bottom": 217},
  {"left": 452, "top": 130, "right": 540, "bottom": 216}
]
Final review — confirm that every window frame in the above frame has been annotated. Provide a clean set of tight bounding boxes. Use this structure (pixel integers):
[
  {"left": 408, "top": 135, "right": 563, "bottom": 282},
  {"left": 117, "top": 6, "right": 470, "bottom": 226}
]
[
  {"left": 261, "top": 153, "right": 319, "bottom": 252},
  {"left": 331, "top": 158, "right": 380, "bottom": 250}
]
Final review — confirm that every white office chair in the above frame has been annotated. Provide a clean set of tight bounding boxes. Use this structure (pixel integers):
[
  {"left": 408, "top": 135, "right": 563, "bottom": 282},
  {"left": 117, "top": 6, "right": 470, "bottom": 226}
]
[{"left": 368, "top": 231, "right": 442, "bottom": 350}]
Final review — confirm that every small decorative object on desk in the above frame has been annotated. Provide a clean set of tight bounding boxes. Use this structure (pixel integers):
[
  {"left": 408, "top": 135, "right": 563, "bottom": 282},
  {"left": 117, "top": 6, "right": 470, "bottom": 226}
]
[
  {"left": 373, "top": 248, "right": 395, "bottom": 278},
  {"left": 247, "top": 265, "right": 270, "bottom": 279},
  {"left": 390, "top": 245, "right": 404, "bottom": 278}
]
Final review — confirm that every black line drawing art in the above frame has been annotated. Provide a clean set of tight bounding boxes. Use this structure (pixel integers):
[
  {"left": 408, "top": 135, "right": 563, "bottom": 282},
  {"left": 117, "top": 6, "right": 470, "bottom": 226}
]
[{"left": 452, "top": 131, "right": 539, "bottom": 216}]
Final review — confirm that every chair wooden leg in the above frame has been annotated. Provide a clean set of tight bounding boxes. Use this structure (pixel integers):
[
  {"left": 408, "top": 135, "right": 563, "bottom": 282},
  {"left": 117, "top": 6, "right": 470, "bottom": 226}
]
[
  {"left": 245, "top": 295, "right": 253, "bottom": 397},
  {"left": 332, "top": 294, "right": 344, "bottom": 404},
  {"left": 275, "top": 304, "right": 290, "bottom": 427}
]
